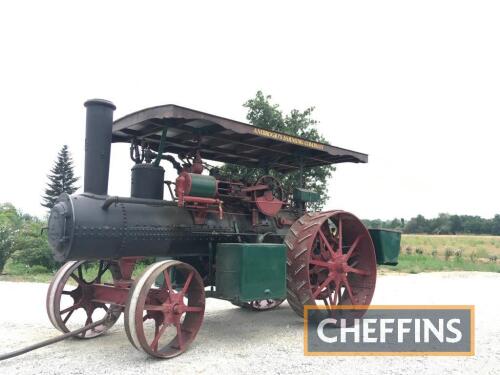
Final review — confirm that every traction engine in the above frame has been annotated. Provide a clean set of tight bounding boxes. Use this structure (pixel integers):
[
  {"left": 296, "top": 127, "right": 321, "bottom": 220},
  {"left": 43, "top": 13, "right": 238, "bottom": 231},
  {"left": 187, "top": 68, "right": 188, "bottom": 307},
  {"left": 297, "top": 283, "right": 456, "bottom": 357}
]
[{"left": 41, "top": 99, "right": 401, "bottom": 358}]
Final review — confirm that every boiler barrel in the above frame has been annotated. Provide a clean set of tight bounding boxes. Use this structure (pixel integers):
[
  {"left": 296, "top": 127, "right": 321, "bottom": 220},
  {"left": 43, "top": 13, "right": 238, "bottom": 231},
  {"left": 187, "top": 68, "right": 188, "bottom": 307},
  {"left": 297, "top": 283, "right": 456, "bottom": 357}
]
[{"left": 47, "top": 193, "right": 236, "bottom": 261}]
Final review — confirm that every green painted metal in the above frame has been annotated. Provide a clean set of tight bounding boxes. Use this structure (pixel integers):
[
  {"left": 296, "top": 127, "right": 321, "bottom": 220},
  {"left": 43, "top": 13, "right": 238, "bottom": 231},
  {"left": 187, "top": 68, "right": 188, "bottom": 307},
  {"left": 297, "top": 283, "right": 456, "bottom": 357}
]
[
  {"left": 189, "top": 173, "right": 217, "bottom": 197},
  {"left": 215, "top": 243, "right": 286, "bottom": 302},
  {"left": 154, "top": 128, "right": 168, "bottom": 166},
  {"left": 293, "top": 188, "right": 320, "bottom": 202},
  {"left": 368, "top": 229, "right": 401, "bottom": 265}
]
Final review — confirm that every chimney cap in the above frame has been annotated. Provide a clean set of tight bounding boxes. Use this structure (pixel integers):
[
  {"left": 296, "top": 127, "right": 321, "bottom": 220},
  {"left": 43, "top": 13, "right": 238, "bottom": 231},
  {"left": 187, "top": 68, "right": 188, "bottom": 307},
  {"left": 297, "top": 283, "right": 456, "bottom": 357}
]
[{"left": 84, "top": 99, "right": 116, "bottom": 110}]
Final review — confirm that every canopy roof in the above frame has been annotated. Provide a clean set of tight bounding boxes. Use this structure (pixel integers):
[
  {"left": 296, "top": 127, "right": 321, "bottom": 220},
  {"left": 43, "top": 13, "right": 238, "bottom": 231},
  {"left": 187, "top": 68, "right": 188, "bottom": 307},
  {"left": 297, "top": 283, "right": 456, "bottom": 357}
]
[{"left": 112, "top": 104, "right": 368, "bottom": 173}]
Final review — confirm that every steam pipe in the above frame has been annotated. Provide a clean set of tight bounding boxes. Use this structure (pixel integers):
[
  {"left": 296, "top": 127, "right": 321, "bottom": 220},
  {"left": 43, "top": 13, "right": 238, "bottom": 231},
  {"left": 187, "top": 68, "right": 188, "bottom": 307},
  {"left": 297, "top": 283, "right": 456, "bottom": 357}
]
[{"left": 102, "top": 196, "right": 176, "bottom": 210}]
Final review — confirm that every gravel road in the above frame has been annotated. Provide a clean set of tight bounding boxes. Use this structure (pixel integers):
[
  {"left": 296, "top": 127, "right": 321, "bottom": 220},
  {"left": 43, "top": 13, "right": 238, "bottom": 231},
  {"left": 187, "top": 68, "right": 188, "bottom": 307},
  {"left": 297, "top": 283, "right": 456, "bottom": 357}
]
[{"left": 1, "top": 272, "right": 499, "bottom": 375}]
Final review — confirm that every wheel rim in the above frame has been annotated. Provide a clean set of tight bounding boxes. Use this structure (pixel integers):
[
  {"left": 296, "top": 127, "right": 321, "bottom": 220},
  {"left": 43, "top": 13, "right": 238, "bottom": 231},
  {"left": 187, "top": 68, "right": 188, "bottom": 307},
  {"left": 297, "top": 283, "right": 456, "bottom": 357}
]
[
  {"left": 286, "top": 211, "right": 377, "bottom": 317},
  {"left": 46, "top": 260, "right": 122, "bottom": 338},
  {"left": 125, "top": 260, "right": 205, "bottom": 358}
]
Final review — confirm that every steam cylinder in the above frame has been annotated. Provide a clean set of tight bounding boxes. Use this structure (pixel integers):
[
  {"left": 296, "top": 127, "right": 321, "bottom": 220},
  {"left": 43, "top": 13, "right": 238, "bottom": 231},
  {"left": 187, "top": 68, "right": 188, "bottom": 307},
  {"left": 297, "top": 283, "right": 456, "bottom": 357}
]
[{"left": 83, "top": 99, "right": 116, "bottom": 195}]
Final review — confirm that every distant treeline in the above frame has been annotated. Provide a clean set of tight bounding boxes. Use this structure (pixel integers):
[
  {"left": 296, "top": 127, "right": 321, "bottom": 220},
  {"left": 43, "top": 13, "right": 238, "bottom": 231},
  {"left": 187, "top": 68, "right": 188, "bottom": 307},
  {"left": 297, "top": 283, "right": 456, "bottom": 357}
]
[{"left": 363, "top": 214, "right": 500, "bottom": 235}]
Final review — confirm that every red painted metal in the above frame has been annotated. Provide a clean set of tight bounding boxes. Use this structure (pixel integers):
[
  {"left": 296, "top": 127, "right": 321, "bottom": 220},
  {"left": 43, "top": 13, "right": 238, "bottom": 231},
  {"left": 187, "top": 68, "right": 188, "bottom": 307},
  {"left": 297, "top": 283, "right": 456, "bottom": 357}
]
[
  {"left": 255, "top": 192, "right": 283, "bottom": 217},
  {"left": 285, "top": 211, "right": 377, "bottom": 318},
  {"left": 92, "top": 284, "right": 130, "bottom": 307},
  {"left": 124, "top": 260, "right": 205, "bottom": 358},
  {"left": 191, "top": 151, "right": 204, "bottom": 174},
  {"left": 253, "top": 175, "right": 284, "bottom": 217},
  {"left": 174, "top": 170, "right": 223, "bottom": 220}
]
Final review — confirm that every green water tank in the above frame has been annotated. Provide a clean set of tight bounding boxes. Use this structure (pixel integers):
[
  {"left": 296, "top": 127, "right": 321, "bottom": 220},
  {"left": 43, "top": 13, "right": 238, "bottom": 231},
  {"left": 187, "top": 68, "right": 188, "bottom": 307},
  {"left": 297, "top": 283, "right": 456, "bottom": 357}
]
[{"left": 215, "top": 243, "right": 286, "bottom": 303}]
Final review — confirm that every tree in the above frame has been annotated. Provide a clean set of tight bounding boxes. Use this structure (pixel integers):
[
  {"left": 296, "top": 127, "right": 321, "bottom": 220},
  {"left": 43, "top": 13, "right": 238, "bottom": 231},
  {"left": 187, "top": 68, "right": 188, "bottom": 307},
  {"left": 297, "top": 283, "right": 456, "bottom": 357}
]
[
  {"left": 10, "top": 219, "right": 56, "bottom": 271},
  {"left": 219, "top": 91, "right": 334, "bottom": 208},
  {"left": 41, "top": 145, "right": 79, "bottom": 209},
  {"left": 0, "top": 203, "right": 21, "bottom": 274}
]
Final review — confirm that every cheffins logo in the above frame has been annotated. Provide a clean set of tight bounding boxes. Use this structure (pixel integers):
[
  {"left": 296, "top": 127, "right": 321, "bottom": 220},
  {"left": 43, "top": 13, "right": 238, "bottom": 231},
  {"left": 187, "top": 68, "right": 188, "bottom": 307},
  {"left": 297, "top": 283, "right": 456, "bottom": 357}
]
[{"left": 304, "top": 305, "right": 474, "bottom": 356}]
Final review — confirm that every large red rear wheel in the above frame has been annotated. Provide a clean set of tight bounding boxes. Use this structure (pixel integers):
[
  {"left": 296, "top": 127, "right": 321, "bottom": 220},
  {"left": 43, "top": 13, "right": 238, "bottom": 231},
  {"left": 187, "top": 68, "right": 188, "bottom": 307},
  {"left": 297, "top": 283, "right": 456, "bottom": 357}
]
[{"left": 285, "top": 211, "right": 377, "bottom": 317}]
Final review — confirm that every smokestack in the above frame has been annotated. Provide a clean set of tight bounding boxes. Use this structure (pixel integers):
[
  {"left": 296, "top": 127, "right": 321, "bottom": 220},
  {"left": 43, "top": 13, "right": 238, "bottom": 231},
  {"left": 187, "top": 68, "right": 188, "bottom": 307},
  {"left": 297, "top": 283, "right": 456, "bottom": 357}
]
[{"left": 83, "top": 99, "right": 116, "bottom": 195}]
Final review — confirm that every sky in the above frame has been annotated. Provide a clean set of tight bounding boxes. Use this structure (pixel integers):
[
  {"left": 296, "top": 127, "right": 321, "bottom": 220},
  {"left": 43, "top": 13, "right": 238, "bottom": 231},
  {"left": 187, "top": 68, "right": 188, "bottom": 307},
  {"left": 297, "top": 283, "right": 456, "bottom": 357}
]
[{"left": 0, "top": 0, "right": 499, "bottom": 220}]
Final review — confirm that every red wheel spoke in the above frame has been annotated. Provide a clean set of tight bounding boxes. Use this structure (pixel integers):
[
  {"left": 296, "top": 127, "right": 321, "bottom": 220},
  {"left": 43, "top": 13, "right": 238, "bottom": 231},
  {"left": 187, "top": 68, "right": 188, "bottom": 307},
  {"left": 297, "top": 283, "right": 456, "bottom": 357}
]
[
  {"left": 309, "top": 259, "right": 330, "bottom": 268},
  {"left": 344, "top": 280, "right": 355, "bottom": 305},
  {"left": 69, "top": 273, "right": 83, "bottom": 285},
  {"left": 144, "top": 304, "right": 165, "bottom": 312},
  {"left": 318, "top": 229, "right": 336, "bottom": 258},
  {"left": 60, "top": 303, "right": 79, "bottom": 315},
  {"left": 85, "top": 314, "right": 93, "bottom": 325},
  {"left": 318, "top": 238, "right": 329, "bottom": 259},
  {"left": 185, "top": 306, "right": 203, "bottom": 313},
  {"left": 163, "top": 269, "right": 174, "bottom": 295},
  {"left": 63, "top": 308, "right": 75, "bottom": 324},
  {"left": 61, "top": 290, "right": 73, "bottom": 295},
  {"left": 345, "top": 235, "right": 363, "bottom": 259},
  {"left": 181, "top": 271, "right": 194, "bottom": 295},
  {"left": 312, "top": 276, "right": 333, "bottom": 298},
  {"left": 81, "top": 314, "right": 93, "bottom": 337},
  {"left": 151, "top": 323, "right": 167, "bottom": 352},
  {"left": 175, "top": 321, "right": 184, "bottom": 350},
  {"left": 95, "top": 261, "right": 110, "bottom": 283},
  {"left": 101, "top": 304, "right": 109, "bottom": 312},
  {"left": 77, "top": 265, "right": 83, "bottom": 282},
  {"left": 346, "top": 266, "right": 370, "bottom": 276}
]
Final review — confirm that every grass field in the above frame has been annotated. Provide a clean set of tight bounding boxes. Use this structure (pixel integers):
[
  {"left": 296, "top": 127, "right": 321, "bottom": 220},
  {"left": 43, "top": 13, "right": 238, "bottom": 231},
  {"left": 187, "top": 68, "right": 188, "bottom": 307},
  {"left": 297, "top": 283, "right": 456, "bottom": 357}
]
[
  {"left": 379, "top": 253, "right": 500, "bottom": 274},
  {"left": 401, "top": 234, "right": 500, "bottom": 257}
]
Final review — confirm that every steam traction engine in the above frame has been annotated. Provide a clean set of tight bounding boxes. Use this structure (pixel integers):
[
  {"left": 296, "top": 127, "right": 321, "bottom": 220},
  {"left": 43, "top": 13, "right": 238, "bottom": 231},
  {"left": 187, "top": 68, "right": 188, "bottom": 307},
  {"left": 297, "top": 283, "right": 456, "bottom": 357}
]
[{"left": 46, "top": 100, "right": 400, "bottom": 358}]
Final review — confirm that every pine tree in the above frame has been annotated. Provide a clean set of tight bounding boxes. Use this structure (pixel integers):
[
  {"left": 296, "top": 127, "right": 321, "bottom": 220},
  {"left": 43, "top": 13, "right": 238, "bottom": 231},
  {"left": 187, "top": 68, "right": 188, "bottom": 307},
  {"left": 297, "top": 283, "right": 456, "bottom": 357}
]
[{"left": 41, "top": 145, "right": 79, "bottom": 209}]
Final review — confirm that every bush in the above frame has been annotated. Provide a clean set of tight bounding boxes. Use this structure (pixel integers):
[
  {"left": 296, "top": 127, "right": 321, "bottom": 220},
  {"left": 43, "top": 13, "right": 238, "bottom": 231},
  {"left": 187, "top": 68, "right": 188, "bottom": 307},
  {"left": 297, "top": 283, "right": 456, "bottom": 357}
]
[
  {"left": 445, "top": 249, "right": 454, "bottom": 261},
  {"left": 27, "top": 265, "right": 49, "bottom": 274},
  {"left": 10, "top": 221, "right": 58, "bottom": 271},
  {"left": 0, "top": 226, "right": 15, "bottom": 274},
  {"left": 431, "top": 249, "right": 438, "bottom": 257}
]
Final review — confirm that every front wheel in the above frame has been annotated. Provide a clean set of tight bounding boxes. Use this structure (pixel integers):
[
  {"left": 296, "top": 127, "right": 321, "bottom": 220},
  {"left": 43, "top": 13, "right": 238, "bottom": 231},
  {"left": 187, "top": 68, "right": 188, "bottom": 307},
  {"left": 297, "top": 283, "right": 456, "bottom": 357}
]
[
  {"left": 124, "top": 260, "right": 205, "bottom": 358},
  {"left": 46, "top": 260, "right": 122, "bottom": 338}
]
